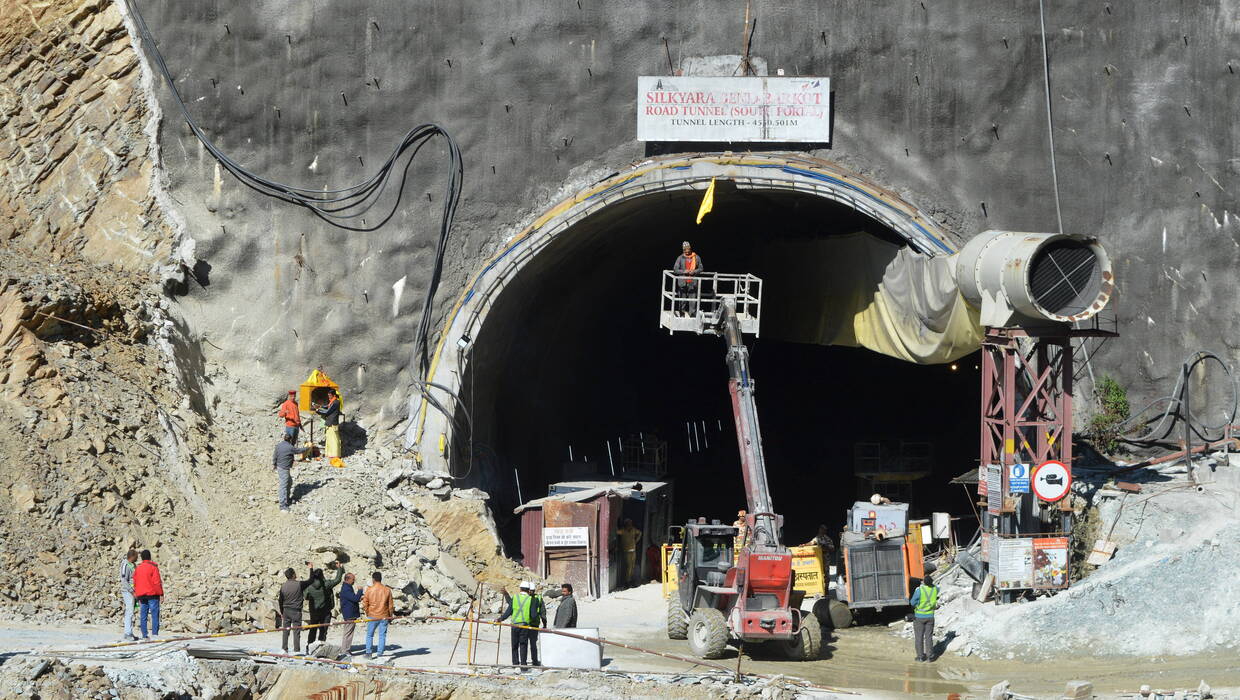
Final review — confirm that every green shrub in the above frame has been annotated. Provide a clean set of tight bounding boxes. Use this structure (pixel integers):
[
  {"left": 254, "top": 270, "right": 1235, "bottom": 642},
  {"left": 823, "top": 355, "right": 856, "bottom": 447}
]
[{"left": 1088, "top": 374, "right": 1130, "bottom": 454}]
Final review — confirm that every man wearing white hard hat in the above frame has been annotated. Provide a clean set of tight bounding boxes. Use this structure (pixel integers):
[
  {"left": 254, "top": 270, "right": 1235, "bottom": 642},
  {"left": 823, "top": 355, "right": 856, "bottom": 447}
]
[{"left": 498, "top": 581, "right": 546, "bottom": 667}]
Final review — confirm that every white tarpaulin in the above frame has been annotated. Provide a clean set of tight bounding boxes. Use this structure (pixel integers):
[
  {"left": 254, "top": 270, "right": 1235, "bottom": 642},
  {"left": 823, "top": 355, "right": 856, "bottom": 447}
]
[{"left": 761, "top": 232, "right": 982, "bottom": 364}]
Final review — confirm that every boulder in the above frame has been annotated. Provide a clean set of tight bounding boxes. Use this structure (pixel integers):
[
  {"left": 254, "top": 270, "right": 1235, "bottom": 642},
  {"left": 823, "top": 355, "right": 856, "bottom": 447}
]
[
  {"left": 420, "top": 566, "right": 467, "bottom": 606},
  {"left": 338, "top": 527, "right": 377, "bottom": 560},
  {"left": 437, "top": 552, "right": 478, "bottom": 592},
  {"left": 408, "top": 471, "right": 437, "bottom": 486},
  {"left": 399, "top": 556, "right": 423, "bottom": 597},
  {"left": 424, "top": 477, "right": 445, "bottom": 490},
  {"left": 11, "top": 484, "right": 37, "bottom": 512},
  {"left": 379, "top": 463, "right": 407, "bottom": 489}
]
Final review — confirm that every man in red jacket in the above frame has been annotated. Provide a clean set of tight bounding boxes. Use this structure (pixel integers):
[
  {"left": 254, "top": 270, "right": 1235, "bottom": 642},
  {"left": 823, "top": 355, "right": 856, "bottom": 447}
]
[{"left": 133, "top": 550, "right": 164, "bottom": 639}]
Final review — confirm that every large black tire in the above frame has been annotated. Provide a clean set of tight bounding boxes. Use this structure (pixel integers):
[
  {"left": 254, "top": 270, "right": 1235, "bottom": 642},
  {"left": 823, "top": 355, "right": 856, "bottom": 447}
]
[
  {"left": 687, "top": 608, "right": 730, "bottom": 659},
  {"left": 666, "top": 596, "right": 688, "bottom": 640},
  {"left": 778, "top": 613, "right": 823, "bottom": 660},
  {"left": 814, "top": 598, "right": 853, "bottom": 630}
]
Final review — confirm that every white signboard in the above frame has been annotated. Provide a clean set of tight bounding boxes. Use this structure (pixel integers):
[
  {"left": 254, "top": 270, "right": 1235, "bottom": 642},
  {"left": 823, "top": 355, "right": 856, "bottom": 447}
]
[
  {"left": 1033, "top": 460, "right": 1072, "bottom": 502},
  {"left": 986, "top": 464, "right": 1002, "bottom": 515},
  {"left": 543, "top": 526, "right": 589, "bottom": 548},
  {"left": 993, "top": 537, "right": 1034, "bottom": 590},
  {"left": 637, "top": 76, "right": 831, "bottom": 143}
]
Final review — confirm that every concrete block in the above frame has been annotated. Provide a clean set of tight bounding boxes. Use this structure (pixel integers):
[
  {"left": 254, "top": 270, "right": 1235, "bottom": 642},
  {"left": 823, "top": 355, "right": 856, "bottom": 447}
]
[{"left": 540, "top": 628, "right": 602, "bottom": 670}]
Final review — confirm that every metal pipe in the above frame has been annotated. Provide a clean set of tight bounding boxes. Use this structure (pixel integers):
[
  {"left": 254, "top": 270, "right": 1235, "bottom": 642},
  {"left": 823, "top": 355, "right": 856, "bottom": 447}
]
[{"left": 953, "top": 230, "right": 1113, "bottom": 326}]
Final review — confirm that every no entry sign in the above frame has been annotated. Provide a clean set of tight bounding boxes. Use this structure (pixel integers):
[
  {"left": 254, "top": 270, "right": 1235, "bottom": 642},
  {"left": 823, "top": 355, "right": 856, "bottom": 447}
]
[{"left": 1032, "top": 460, "right": 1072, "bottom": 502}]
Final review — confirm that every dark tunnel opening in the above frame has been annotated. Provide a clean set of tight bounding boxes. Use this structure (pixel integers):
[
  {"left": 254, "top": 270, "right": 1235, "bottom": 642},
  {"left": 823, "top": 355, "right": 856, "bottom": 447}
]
[{"left": 454, "top": 183, "right": 981, "bottom": 561}]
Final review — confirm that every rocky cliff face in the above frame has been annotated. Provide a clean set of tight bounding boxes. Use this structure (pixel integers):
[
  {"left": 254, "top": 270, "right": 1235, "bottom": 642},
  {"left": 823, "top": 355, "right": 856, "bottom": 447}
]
[
  {"left": 0, "top": 0, "right": 183, "bottom": 271},
  {"left": 0, "top": 0, "right": 519, "bottom": 635}
]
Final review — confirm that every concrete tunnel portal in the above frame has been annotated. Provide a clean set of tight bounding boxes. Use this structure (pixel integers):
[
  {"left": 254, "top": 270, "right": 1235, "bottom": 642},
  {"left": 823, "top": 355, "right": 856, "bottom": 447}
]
[{"left": 413, "top": 154, "right": 988, "bottom": 556}]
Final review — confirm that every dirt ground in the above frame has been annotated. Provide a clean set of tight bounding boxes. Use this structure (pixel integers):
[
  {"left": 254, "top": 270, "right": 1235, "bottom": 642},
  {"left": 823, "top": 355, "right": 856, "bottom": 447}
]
[{"left": 5, "top": 582, "right": 1238, "bottom": 698}]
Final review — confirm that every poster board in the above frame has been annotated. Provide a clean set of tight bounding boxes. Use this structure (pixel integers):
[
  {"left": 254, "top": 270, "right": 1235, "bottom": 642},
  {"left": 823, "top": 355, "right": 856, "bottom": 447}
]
[
  {"left": 992, "top": 537, "right": 1034, "bottom": 590},
  {"left": 1031, "top": 537, "right": 1070, "bottom": 589}
]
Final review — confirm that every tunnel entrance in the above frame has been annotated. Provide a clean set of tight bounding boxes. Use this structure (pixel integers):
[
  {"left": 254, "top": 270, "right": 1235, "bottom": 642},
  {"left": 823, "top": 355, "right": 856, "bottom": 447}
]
[{"left": 412, "top": 155, "right": 983, "bottom": 559}]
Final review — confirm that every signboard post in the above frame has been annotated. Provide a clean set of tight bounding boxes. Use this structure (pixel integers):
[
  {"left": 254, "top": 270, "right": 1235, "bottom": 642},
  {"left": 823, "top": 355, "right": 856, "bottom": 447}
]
[
  {"left": 1033, "top": 460, "right": 1072, "bottom": 502},
  {"left": 543, "top": 527, "right": 590, "bottom": 548},
  {"left": 637, "top": 76, "right": 831, "bottom": 143}
]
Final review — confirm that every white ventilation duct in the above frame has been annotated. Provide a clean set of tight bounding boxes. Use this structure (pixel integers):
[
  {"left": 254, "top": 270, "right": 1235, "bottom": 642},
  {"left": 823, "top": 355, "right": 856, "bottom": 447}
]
[{"left": 954, "top": 231, "right": 1114, "bottom": 327}]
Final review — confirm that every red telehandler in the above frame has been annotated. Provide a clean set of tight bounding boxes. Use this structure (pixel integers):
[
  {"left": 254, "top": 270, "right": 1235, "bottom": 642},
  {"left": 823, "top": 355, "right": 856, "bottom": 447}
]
[{"left": 660, "top": 271, "right": 821, "bottom": 660}]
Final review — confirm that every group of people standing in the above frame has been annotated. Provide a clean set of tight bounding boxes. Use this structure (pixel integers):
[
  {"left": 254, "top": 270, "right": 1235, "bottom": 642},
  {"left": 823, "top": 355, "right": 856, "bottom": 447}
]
[
  {"left": 278, "top": 563, "right": 395, "bottom": 659},
  {"left": 496, "top": 581, "right": 578, "bottom": 668},
  {"left": 274, "top": 388, "right": 342, "bottom": 510},
  {"left": 118, "top": 549, "right": 163, "bottom": 641}
]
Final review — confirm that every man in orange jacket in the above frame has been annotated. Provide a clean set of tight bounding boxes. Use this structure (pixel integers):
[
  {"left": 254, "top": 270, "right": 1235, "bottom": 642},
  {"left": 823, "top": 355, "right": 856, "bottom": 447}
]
[
  {"left": 361, "top": 571, "right": 394, "bottom": 660},
  {"left": 278, "top": 390, "right": 301, "bottom": 443},
  {"left": 133, "top": 550, "right": 164, "bottom": 639}
]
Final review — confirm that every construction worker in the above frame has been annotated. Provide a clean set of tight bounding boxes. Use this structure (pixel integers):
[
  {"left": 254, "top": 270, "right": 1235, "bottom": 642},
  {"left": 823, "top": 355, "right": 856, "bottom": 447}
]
[
  {"left": 673, "top": 241, "right": 704, "bottom": 316},
  {"left": 272, "top": 433, "right": 308, "bottom": 511},
  {"left": 733, "top": 509, "right": 750, "bottom": 553},
  {"left": 278, "top": 390, "right": 301, "bottom": 442},
  {"left": 617, "top": 518, "right": 642, "bottom": 587},
  {"left": 498, "top": 581, "right": 546, "bottom": 667},
  {"left": 909, "top": 572, "right": 939, "bottom": 662},
  {"left": 316, "top": 389, "right": 342, "bottom": 459}
]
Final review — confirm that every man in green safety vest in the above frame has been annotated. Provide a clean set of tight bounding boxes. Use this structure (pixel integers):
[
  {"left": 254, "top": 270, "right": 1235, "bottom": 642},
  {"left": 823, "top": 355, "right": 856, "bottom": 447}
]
[
  {"left": 498, "top": 581, "right": 547, "bottom": 667},
  {"left": 909, "top": 572, "right": 939, "bottom": 662}
]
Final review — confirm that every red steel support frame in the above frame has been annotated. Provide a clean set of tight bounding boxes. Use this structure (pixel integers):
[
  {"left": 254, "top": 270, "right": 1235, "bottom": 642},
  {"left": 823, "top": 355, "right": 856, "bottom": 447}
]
[
  {"left": 980, "top": 328, "right": 1074, "bottom": 482},
  {"left": 979, "top": 325, "right": 1117, "bottom": 600}
]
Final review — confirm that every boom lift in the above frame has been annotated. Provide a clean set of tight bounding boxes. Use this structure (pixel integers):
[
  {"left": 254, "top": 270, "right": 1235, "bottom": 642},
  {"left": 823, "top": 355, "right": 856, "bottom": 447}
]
[{"left": 659, "top": 271, "right": 822, "bottom": 660}]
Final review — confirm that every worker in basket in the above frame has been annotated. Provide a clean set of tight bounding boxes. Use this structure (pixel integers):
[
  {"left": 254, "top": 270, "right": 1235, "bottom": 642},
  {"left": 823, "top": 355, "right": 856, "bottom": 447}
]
[{"left": 673, "top": 241, "right": 705, "bottom": 316}]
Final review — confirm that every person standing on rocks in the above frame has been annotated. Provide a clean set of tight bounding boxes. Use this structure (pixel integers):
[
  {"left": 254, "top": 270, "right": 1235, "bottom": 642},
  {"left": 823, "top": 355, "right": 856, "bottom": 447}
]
[
  {"left": 498, "top": 581, "right": 546, "bottom": 667},
  {"left": 552, "top": 583, "right": 577, "bottom": 629},
  {"left": 305, "top": 562, "right": 344, "bottom": 646},
  {"left": 118, "top": 549, "right": 138, "bottom": 641},
  {"left": 272, "top": 433, "right": 308, "bottom": 511},
  {"left": 315, "top": 389, "right": 342, "bottom": 460},
  {"left": 362, "top": 571, "right": 394, "bottom": 660},
  {"left": 338, "top": 572, "right": 363, "bottom": 655},
  {"left": 909, "top": 572, "right": 939, "bottom": 662},
  {"left": 278, "top": 390, "right": 302, "bottom": 443},
  {"left": 133, "top": 550, "right": 163, "bottom": 640},
  {"left": 278, "top": 566, "right": 313, "bottom": 653}
]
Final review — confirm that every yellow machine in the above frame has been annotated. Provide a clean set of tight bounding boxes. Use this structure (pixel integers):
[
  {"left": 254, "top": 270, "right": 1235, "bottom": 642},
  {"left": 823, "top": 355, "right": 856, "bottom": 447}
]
[{"left": 662, "top": 543, "right": 829, "bottom": 598}]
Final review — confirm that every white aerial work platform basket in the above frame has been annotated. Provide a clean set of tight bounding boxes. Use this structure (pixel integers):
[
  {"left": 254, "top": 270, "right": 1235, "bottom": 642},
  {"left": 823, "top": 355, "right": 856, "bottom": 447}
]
[{"left": 659, "top": 271, "right": 762, "bottom": 336}]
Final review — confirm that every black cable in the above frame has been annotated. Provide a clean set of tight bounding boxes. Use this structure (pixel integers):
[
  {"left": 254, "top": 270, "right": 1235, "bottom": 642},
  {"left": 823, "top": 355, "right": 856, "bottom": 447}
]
[
  {"left": 1119, "top": 351, "right": 1239, "bottom": 443},
  {"left": 122, "top": 0, "right": 462, "bottom": 377}
]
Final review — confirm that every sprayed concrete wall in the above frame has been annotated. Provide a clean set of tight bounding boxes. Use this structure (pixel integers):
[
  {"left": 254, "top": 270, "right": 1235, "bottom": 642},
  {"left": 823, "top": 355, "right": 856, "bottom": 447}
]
[{"left": 136, "top": 1, "right": 1240, "bottom": 428}]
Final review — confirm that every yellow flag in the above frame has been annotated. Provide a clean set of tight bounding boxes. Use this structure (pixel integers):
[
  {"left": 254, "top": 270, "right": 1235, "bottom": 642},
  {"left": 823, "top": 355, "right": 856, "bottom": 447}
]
[{"left": 695, "top": 177, "right": 716, "bottom": 224}]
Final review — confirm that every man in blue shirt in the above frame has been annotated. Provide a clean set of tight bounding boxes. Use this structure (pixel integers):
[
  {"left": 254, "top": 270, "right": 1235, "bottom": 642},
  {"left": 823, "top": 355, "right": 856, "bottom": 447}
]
[
  {"left": 337, "top": 572, "right": 364, "bottom": 656},
  {"left": 909, "top": 572, "right": 939, "bottom": 662}
]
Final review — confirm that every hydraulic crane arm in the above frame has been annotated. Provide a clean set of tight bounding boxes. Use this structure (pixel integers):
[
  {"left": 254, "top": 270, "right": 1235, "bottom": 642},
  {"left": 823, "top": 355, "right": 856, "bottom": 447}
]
[{"left": 717, "top": 298, "right": 783, "bottom": 554}]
